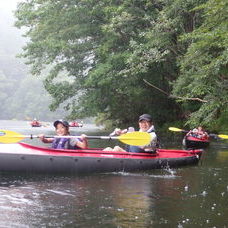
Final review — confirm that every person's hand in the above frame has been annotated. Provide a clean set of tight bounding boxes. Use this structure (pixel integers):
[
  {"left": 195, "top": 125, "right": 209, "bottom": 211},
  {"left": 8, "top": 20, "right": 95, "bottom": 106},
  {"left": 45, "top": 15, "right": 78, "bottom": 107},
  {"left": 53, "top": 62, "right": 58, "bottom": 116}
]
[
  {"left": 38, "top": 134, "right": 46, "bottom": 142},
  {"left": 110, "top": 128, "right": 128, "bottom": 136},
  {"left": 80, "top": 134, "right": 87, "bottom": 140},
  {"left": 128, "top": 127, "right": 135, "bottom": 132},
  {"left": 114, "top": 128, "right": 122, "bottom": 135},
  {"left": 109, "top": 128, "right": 120, "bottom": 136},
  {"left": 120, "top": 129, "right": 128, "bottom": 134}
]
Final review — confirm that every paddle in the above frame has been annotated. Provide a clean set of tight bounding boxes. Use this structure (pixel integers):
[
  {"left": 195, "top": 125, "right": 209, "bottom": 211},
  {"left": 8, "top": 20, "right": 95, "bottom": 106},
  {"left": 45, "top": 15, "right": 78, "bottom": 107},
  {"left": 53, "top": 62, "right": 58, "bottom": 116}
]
[
  {"left": 168, "top": 127, "right": 188, "bottom": 133},
  {"left": 168, "top": 127, "right": 228, "bottom": 139},
  {"left": 0, "top": 130, "right": 151, "bottom": 146}
]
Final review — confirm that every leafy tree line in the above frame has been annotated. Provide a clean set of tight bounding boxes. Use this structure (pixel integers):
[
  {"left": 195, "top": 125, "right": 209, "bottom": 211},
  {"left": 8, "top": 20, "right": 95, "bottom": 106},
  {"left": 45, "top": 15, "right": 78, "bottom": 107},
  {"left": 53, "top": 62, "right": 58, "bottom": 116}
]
[{"left": 14, "top": 0, "right": 228, "bottom": 131}]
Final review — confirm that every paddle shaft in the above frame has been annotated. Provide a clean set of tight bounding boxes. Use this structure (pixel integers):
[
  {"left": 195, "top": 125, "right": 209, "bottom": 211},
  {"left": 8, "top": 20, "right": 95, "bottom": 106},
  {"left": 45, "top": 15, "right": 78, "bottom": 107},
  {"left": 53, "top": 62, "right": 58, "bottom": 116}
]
[
  {"left": 11, "top": 135, "right": 118, "bottom": 140},
  {"left": 0, "top": 130, "right": 151, "bottom": 146},
  {"left": 25, "top": 134, "right": 152, "bottom": 141}
]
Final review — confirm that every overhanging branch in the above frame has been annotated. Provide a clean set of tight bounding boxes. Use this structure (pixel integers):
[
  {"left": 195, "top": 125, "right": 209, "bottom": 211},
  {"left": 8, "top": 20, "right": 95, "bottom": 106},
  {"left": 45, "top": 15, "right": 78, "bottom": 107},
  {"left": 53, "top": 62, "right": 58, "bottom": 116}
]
[{"left": 143, "top": 79, "right": 208, "bottom": 103}]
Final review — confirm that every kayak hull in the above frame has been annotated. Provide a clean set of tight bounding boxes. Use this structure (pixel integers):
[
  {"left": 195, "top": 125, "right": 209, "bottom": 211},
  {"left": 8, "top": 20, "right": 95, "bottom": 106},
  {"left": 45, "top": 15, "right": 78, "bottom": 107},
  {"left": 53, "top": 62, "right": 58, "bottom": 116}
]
[
  {"left": 183, "top": 136, "right": 209, "bottom": 149},
  {"left": 0, "top": 143, "right": 203, "bottom": 174}
]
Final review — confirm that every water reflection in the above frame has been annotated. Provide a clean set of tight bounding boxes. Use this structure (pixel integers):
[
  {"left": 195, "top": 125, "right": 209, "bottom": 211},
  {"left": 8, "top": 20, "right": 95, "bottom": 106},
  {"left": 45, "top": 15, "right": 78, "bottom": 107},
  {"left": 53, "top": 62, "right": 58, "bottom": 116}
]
[
  {"left": 0, "top": 173, "right": 178, "bottom": 227},
  {"left": 0, "top": 165, "right": 228, "bottom": 227}
]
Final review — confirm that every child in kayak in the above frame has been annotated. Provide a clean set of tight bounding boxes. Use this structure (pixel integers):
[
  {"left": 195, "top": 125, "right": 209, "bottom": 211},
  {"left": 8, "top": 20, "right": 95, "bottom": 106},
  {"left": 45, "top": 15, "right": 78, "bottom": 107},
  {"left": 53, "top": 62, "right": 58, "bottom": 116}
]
[
  {"left": 39, "top": 120, "right": 88, "bottom": 149},
  {"left": 103, "top": 114, "right": 158, "bottom": 153}
]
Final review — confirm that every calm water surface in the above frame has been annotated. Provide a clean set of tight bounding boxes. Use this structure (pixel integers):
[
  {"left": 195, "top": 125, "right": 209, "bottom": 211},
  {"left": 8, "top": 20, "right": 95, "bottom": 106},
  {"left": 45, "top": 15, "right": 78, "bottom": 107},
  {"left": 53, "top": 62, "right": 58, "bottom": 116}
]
[{"left": 0, "top": 120, "right": 228, "bottom": 227}]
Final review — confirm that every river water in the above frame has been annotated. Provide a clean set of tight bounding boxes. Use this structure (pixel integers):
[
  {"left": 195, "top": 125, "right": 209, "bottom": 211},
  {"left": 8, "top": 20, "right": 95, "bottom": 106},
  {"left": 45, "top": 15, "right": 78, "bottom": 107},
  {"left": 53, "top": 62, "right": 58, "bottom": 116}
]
[{"left": 0, "top": 120, "right": 228, "bottom": 227}]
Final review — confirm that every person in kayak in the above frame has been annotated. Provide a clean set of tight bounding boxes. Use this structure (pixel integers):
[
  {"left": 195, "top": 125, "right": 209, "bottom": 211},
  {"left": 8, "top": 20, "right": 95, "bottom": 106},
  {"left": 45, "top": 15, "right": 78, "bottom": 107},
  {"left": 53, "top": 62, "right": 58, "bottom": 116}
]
[
  {"left": 31, "top": 118, "right": 41, "bottom": 127},
  {"left": 186, "top": 126, "right": 209, "bottom": 139},
  {"left": 39, "top": 120, "right": 88, "bottom": 149},
  {"left": 103, "top": 114, "right": 158, "bottom": 153}
]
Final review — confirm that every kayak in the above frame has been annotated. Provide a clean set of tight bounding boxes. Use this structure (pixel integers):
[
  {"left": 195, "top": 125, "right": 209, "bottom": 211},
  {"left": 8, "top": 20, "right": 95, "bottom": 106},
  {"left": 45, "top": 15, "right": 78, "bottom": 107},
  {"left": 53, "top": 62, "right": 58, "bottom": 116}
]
[
  {"left": 0, "top": 143, "right": 203, "bottom": 174},
  {"left": 69, "top": 121, "right": 83, "bottom": 127},
  {"left": 183, "top": 135, "right": 210, "bottom": 149},
  {"left": 30, "top": 122, "right": 42, "bottom": 127}
]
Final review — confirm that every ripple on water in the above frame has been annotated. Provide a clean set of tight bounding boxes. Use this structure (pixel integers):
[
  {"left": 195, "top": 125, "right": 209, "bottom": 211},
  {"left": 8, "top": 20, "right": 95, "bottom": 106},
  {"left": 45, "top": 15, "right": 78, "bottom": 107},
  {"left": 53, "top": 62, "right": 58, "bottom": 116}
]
[
  {"left": 46, "top": 189, "right": 75, "bottom": 196},
  {"left": 108, "top": 169, "right": 178, "bottom": 179}
]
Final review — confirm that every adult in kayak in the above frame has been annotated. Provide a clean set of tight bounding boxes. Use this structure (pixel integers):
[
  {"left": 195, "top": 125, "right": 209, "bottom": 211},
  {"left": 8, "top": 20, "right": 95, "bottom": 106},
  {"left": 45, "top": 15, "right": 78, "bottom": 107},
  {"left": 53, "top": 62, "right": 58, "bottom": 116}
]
[
  {"left": 39, "top": 120, "right": 88, "bottom": 149},
  {"left": 104, "top": 114, "right": 158, "bottom": 153},
  {"left": 186, "top": 126, "right": 209, "bottom": 140}
]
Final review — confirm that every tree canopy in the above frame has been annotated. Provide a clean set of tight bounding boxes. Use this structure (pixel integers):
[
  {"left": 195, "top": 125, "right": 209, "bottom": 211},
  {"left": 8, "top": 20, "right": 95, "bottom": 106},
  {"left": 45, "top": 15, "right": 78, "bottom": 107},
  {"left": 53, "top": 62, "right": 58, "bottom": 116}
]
[
  {"left": 173, "top": 0, "right": 228, "bottom": 130},
  {"left": 14, "top": 0, "right": 228, "bottom": 130}
]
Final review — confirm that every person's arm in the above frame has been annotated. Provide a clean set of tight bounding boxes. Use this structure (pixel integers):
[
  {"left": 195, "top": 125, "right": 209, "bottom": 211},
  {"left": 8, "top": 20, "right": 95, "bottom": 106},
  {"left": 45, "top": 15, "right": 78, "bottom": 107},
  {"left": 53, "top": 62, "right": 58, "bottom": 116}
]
[
  {"left": 76, "top": 134, "right": 88, "bottom": 149},
  {"left": 201, "top": 131, "right": 209, "bottom": 139},
  {"left": 38, "top": 134, "right": 54, "bottom": 143},
  {"left": 110, "top": 128, "right": 128, "bottom": 136}
]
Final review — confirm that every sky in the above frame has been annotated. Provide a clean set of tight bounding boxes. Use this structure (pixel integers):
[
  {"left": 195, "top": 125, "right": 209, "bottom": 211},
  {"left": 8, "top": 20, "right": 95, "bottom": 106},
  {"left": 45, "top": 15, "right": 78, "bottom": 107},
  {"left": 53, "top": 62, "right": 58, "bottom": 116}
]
[
  {"left": 0, "top": 0, "right": 25, "bottom": 55},
  {"left": 0, "top": 0, "right": 24, "bottom": 25},
  {"left": 0, "top": 0, "right": 23, "bottom": 11}
]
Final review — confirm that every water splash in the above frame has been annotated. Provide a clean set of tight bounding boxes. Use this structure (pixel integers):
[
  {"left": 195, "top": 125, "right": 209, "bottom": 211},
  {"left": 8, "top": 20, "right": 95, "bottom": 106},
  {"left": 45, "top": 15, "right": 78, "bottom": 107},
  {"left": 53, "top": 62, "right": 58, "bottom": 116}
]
[{"left": 201, "top": 191, "right": 207, "bottom": 196}]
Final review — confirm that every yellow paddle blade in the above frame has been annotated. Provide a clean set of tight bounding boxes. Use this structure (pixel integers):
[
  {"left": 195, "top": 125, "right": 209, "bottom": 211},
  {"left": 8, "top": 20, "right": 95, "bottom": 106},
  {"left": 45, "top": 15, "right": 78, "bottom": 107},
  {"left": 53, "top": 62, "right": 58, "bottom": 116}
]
[
  {"left": 168, "top": 127, "right": 185, "bottom": 132},
  {"left": 118, "top": 131, "right": 151, "bottom": 146},
  {"left": 218, "top": 134, "right": 228, "bottom": 139},
  {"left": 0, "top": 130, "right": 25, "bottom": 143}
]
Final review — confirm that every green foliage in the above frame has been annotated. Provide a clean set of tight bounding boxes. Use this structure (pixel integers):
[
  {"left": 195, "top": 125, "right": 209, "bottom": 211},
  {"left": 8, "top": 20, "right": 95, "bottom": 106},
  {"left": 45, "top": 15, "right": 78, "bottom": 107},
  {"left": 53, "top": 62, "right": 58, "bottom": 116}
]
[
  {"left": 14, "top": 0, "right": 228, "bottom": 130},
  {"left": 14, "top": 0, "right": 180, "bottom": 127},
  {"left": 173, "top": 0, "right": 228, "bottom": 128},
  {"left": 214, "top": 109, "right": 228, "bottom": 133}
]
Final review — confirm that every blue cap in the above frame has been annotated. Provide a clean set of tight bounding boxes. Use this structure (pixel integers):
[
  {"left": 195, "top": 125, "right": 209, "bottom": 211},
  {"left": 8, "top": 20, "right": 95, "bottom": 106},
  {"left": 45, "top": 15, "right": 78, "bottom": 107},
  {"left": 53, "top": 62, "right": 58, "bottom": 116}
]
[
  {"left": 139, "top": 114, "right": 152, "bottom": 122},
  {"left": 53, "top": 120, "right": 69, "bottom": 128}
]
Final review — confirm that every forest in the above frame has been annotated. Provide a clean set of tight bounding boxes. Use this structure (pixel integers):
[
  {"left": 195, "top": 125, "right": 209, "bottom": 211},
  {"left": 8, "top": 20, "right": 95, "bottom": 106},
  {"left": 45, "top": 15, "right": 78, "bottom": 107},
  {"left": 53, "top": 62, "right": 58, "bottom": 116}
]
[
  {"left": 12, "top": 0, "right": 227, "bottom": 131},
  {"left": 0, "top": 4, "right": 67, "bottom": 121}
]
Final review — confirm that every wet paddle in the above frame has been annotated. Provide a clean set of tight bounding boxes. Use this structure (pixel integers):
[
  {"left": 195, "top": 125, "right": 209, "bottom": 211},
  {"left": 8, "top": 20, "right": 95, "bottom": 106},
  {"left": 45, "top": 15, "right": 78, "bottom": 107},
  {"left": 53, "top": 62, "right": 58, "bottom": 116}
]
[
  {"left": 0, "top": 130, "right": 151, "bottom": 146},
  {"left": 168, "top": 127, "right": 228, "bottom": 139}
]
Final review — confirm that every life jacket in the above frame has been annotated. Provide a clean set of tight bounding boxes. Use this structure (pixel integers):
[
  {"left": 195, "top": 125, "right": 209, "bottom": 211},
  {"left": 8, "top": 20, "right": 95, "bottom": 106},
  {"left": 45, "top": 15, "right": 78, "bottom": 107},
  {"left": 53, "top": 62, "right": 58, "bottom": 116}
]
[
  {"left": 52, "top": 138, "right": 70, "bottom": 149},
  {"left": 189, "top": 130, "right": 209, "bottom": 140},
  {"left": 52, "top": 137, "right": 82, "bottom": 149},
  {"left": 147, "top": 127, "right": 155, "bottom": 133},
  {"left": 142, "top": 126, "right": 158, "bottom": 147},
  {"left": 127, "top": 126, "right": 158, "bottom": 153}
]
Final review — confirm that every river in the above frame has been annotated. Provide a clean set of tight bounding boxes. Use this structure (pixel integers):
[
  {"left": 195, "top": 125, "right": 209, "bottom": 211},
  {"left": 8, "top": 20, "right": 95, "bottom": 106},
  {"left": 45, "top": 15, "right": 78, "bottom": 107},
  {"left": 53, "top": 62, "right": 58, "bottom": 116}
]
[{"left": 0, "top": 120, "right": 228, "bottom": 227}]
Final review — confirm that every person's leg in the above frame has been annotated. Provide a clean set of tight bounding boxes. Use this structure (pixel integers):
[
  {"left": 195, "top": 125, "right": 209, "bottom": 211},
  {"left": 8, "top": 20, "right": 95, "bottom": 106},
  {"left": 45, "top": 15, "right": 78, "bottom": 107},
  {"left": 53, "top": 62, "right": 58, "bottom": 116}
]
[
  {"left": 127, "top": 145, "right": 144, "bottom": 153},
  {"left": 113, "top": 146, "right": 126, "bottom": 152},
  {"left": 103, "top": 147, "right": 113, "bottom": 151}
]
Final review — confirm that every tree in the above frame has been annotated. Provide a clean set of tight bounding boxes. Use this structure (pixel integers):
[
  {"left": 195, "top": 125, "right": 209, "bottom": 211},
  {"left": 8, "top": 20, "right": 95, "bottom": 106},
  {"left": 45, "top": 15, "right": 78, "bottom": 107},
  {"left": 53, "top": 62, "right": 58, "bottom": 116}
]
[
  {"left": 15, "top": 0, "right": 181, "bottom": 127},
  {"left": 173, "top": 0, "right": 228, "bottom": 129},
  {"left": 14, "top": 0, "right": 227, "bottom": 130}
]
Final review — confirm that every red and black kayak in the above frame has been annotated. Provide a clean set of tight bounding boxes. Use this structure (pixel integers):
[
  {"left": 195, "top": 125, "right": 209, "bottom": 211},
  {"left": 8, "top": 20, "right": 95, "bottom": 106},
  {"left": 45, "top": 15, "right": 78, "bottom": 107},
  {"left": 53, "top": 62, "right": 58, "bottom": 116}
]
[
  {"left": 30, "top": 121, "right": 42, "bottom": 127},
  {"left": 69, "top": 121, "right": 83, "bottom": 127},
  {"left": 183, "top": 135, "right": 210, "bottom": 149},
  {"left": 0, "top": 143, "right": 203, "bottom": 174}
]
